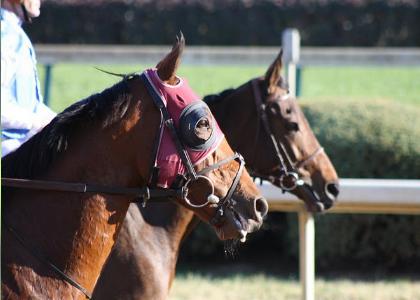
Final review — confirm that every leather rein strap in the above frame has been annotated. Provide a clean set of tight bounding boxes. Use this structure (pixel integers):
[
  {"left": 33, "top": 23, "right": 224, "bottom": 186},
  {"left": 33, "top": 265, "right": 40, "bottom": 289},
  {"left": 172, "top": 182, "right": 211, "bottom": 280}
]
[
  {"left": 2, "top": 220, "right": 93, "bottom": 299},
  {"left": 1, "top": 178, "right": 182, "bottom": 204}
]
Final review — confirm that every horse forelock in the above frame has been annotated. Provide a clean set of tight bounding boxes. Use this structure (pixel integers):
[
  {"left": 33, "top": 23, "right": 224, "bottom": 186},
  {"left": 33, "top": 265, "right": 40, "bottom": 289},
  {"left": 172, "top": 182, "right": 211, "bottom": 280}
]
[{"left": 1, "top": 80, "right": 133, "bottom": 179}]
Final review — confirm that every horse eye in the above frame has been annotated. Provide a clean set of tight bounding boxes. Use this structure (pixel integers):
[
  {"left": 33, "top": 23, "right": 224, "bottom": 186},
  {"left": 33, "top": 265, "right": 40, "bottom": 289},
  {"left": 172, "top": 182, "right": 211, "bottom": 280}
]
[
  {"left": 267, "top": 102, "right": 280, "bottom": 115},
  {"left": 286, "top": 108, "right": 292, "bottom": 114},
  {"left": 179, "top": 102, "right": 215, "bottom": 150},
  {"left": 194, "top": 117, "right": 212, "bottom": 141},
  {"left": 285, "top": 122, "right": 299, "bottom": 132},
  {"left": 196, "top": 119, "right": 209, "bottom": 128}
]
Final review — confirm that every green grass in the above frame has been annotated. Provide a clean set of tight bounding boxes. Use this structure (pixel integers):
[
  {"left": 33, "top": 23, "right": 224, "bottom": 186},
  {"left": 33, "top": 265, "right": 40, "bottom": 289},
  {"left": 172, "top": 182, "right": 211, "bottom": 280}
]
[
  {"left": 300, "top": 66, "right": 420, "bottom": 105},
  {"left": 169, "top": 272, "right": 420, "bottom": 300},
  {"left": 37, "top": 64, "right": 265, "bottom": 112},
  {"left": 38, "top": 64, "right": 420, "bottom": 113}
]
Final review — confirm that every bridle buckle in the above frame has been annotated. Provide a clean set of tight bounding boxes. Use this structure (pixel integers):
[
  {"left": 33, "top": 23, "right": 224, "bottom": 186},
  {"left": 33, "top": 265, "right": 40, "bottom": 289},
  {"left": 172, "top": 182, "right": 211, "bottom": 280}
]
[
  {"left": 139, "top": 187, "right": 151, "bottom": 207},
  {"left": 279, "top": 172, "right": 304, "bottom": 191}
]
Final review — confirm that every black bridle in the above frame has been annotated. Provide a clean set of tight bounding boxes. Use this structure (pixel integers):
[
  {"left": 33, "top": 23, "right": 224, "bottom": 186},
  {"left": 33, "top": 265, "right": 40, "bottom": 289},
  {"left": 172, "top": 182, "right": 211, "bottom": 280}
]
[
  {"left": 140, "top": 71, "right": 245, "bottom": 215},
  {"left": 249, "top": 79, "right": 324, "bottom": 192},
  {"left": 1, "top": 73, "right": 245, "bottom": 299}
]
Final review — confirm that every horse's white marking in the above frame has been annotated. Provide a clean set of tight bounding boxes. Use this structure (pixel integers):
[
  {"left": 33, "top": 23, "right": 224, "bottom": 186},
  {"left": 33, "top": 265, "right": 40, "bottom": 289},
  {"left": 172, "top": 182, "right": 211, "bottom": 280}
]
[{"left": 240, "top": 230, "right": 247, "bottom": 243}]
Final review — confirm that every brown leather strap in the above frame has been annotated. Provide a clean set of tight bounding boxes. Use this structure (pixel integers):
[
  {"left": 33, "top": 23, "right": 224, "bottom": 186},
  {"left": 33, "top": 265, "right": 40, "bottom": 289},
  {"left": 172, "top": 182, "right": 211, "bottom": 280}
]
[
  {"left": 295, "top": 147, "right": 324, "bottom": 169},
  {"left": 1, "top": 178, "right": 180, "bottom": 203},
  {"left": 3, "top": 221, "right": 92, "bottom": 299}
]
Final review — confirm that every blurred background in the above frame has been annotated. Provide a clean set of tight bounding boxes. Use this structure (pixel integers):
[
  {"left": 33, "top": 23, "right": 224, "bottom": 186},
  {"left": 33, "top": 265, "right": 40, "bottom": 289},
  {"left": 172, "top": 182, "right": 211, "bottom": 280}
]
[{"left": 27, "top": 0, "right": 419, "bottom": 299}]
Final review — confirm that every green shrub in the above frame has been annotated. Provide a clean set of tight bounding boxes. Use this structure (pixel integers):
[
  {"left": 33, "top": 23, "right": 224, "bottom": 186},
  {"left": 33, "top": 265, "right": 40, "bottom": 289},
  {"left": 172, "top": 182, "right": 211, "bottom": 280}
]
[
  {"left": 30, "top": 1, "right": 420, "bottom": 46},
  {"left": 301, "top": 98, "right": 420, "bottom": 179},
  {"left": 181, "top": 99, "right": 420, "bottom": 271},
  {"left": 300, "top": 99, "right": 420, "bottom": 270}
]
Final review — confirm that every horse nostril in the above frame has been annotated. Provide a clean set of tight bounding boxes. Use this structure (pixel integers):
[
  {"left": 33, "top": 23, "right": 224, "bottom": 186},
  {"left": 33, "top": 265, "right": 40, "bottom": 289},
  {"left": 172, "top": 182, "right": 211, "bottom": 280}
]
[
  {"left": 254, "top": 197, "right": 269, "bottom": 219},
  {"left": 325, "top": 181, "right": 340, "bottom": 199}
]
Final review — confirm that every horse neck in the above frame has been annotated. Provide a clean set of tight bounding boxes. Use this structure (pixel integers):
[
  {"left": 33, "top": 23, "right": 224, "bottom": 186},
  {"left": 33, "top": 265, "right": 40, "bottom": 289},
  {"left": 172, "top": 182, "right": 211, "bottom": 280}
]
[
  {"left": 3, "top": 104, "right": 153, "bottom": 297},
  {"left": 140, "top": 202, "right": 195, "bottom": 293},
  {"left": 140, "top": 202, "right": 195, "bottom": 250}
]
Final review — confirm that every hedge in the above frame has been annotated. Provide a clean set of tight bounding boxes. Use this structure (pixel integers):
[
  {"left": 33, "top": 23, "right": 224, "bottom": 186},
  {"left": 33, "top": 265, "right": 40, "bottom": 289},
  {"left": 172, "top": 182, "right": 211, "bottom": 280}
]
[
  {"left": 298, "top": 98, "right": 420, "bottom": 270},
  {"left": 179, "top": 99, "right": 420, "bottom": 271},
  {"left": 28, "top": 0, "right": 420, "bottom": 46},
  {"left": 303, "top": 98, "right": 420, "bottom": 179}
]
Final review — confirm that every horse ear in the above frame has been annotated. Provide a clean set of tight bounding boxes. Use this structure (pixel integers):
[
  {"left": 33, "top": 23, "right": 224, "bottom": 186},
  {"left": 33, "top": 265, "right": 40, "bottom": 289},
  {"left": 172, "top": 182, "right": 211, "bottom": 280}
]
[
  {"left": 156, "top": 32, "right": 185, "bottom": 84},
  {"left": 264, "top": 49, "right": 283, "bottom": 94}
]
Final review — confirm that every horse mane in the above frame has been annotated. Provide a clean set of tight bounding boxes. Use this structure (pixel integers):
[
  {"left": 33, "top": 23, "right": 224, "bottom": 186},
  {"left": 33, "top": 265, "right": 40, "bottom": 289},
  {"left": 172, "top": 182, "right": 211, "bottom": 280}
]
[
  {"left": 203, "top": 88, "right": 236, "bottom": 105},
  {"left": 203, "top": 75, "right": 288, "bottom": 108},
  {"left": 2, "top": 33, "right": 188, "bottom": 181},
  {"left": 2, "top": 80, "right": 133, "bottom": 180}
]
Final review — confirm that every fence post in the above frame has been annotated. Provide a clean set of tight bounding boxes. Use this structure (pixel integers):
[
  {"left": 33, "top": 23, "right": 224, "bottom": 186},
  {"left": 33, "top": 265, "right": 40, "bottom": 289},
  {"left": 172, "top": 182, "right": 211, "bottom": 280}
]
[
  {"left": 296, "top": 66, "right": 302, "bottom": 97},
  {"left": 298, "top": 211, "right": 315, "bottom": 300},
  {"left": 282, "top": 28, "right": 300, "bottom": 97},
  {"left": 43, "top": 64, "right": 53, "bottom": 107}
]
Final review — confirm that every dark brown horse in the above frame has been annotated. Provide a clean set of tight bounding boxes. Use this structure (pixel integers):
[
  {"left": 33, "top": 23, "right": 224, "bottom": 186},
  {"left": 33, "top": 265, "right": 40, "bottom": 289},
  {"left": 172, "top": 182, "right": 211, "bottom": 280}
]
[
  {"left": 1, "top": 37, "right": 267, "bottom": 299},
  {"left": 92, "top": 49, "right": 339, "bottom": 300}
]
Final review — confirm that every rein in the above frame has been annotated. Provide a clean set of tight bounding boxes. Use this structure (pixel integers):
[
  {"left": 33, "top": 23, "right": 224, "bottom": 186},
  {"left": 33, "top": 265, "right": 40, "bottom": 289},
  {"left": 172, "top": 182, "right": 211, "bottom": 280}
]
[
  {"left": 2, "top": 220, "right": 93, "bottom": 299},
  {"left": 1, "top": 178, "right": 183, "bottom": 205},
  {"left": 2, "top": 72, "right": 245, "bottom": 298},
  {"left": 250, "top": 79, "right": 323, "bottom": 191}
]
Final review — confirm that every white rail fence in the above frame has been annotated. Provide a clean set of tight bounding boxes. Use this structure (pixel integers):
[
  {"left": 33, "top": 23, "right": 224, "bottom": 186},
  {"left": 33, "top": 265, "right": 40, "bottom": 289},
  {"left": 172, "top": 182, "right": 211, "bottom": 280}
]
[
  {"left": 262, "top": 179, "right": 420, "bottom": 300},
  {"left": 35, "top": 44, "right": 420, "bottom": 66},
  {"left": 35, "top": 43, "right": 420, "bottom": 104}
]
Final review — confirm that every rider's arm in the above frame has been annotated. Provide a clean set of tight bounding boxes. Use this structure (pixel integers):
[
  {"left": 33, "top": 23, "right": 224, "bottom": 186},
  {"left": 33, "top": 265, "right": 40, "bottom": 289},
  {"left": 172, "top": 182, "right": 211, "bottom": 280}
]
[
  {"left": 1, "top": 61, "right": 36, "bottom": 130},
  {"left": 1, "top": 45, "right": 52, "bottom": 131}
]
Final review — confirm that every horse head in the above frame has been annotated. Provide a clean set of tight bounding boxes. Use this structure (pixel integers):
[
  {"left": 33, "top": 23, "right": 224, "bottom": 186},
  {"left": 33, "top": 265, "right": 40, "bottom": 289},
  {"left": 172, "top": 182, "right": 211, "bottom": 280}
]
[
  {"left": 251, "top": 51, "right": 339, "bottom": 211},
  {"left": 127, "top": 34, "right": 268, "bottom": 241},
  {"left": 206, "top": 50, "right": 339, "bottom": 212}
]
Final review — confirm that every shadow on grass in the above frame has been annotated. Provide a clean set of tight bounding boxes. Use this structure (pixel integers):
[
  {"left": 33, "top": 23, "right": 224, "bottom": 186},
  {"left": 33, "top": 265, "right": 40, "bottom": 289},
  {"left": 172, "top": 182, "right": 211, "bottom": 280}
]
[{"left": 176, "top": 259, "right": 420, "bottom": 283}]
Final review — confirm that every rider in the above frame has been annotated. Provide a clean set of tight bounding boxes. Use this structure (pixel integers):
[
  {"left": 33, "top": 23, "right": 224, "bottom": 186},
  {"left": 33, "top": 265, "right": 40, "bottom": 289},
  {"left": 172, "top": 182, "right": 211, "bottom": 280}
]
[{"left": 1, "top": 0, "right": 56, "bottom": 157}]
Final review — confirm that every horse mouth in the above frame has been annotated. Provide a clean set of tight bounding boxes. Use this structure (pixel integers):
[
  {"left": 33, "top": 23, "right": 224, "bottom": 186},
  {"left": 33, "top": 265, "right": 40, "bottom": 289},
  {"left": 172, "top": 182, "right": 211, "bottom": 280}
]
[
  {"left": 296, "top": 184, "right": 326, "bottom": 213},
  {"left": 214, "top": 209, "right": 248, "bottom": 242},
  {"left": 233, "top": 210, "right": 248, "bottom": 242}
]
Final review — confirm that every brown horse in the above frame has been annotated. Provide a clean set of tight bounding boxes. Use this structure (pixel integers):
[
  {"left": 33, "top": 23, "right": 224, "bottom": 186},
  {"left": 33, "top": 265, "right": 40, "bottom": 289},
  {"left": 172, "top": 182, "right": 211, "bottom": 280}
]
[
  {"left": 92, "top": 49, "right": 339, "bottom": 299},
  {"left": 1, "top": 36, "right": 267, "bottom": 299}
]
